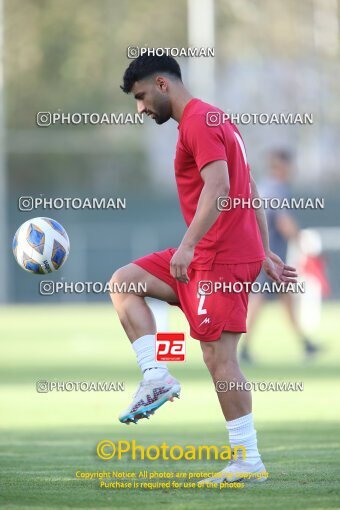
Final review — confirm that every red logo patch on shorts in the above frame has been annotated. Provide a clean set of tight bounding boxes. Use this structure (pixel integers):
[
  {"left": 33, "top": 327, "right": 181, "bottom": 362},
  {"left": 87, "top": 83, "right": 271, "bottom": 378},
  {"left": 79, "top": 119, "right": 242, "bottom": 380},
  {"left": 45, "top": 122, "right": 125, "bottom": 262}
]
[{"left": 156, "top": 332, "right": 185, "bottom": 362}]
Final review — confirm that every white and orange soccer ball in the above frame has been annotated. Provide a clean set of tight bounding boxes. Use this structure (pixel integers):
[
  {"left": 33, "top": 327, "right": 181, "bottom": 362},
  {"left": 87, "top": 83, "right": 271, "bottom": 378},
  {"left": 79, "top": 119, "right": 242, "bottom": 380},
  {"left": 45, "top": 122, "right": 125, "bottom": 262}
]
[{"left": 12, "top": 217, "right": 70, "bottom": 274}]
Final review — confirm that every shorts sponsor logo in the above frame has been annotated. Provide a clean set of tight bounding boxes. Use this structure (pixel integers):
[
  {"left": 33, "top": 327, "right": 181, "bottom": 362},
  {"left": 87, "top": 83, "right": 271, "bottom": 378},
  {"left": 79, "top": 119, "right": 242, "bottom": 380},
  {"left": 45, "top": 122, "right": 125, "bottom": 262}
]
[{"left": 199, "top": 317, "right": 211, "bottom": 327}]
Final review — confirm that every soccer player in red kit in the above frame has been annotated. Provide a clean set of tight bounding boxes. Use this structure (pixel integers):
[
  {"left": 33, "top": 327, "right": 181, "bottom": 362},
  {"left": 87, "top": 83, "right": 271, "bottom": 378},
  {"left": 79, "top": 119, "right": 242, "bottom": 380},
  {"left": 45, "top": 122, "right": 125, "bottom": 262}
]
[{"left": 110, "top": 55, "right": 297, "bottom": 482}]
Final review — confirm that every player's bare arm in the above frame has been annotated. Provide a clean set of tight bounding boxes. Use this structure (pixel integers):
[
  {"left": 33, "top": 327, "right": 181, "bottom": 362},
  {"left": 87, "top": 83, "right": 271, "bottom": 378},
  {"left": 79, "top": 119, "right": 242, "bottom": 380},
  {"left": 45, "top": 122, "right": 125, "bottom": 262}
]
[
  {"left": 170, "top": 160, "right": 230, "bottom": 284},
  {"left": 250, "top": 175, "right": 298, "bottom": 284}
]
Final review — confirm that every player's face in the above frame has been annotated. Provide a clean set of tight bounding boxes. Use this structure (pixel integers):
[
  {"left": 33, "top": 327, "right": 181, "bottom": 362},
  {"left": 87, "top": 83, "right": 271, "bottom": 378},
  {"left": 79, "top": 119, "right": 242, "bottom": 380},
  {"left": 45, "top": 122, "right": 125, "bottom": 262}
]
[{"left": 132, "top": 78, "right": 172, "bottom": 125}]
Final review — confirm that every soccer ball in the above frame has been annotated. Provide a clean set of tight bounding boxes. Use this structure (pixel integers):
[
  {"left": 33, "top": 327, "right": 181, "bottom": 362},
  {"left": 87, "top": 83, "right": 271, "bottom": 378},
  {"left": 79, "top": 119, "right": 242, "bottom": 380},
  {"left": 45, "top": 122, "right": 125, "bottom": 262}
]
[{"left": 12, "top": 217, "right": 70, "bottom": 274}]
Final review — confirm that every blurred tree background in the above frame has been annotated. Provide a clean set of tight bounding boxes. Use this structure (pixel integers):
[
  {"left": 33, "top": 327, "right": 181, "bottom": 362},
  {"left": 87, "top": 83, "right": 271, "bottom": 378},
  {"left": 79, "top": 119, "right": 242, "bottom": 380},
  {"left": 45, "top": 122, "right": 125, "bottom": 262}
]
[
  {"left": 2, "top": 0, "right": 340, "bottom": 301},
  {"left": 4, "top": 0, "right": 340, "bottom": 191}
]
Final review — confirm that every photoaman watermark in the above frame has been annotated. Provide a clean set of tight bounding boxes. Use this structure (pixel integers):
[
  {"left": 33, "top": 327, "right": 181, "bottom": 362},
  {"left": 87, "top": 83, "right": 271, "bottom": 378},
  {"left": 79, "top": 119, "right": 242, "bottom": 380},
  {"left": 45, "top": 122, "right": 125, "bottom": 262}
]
[{"left": 96, "top": 440, "right": 246, "bottom": 461}]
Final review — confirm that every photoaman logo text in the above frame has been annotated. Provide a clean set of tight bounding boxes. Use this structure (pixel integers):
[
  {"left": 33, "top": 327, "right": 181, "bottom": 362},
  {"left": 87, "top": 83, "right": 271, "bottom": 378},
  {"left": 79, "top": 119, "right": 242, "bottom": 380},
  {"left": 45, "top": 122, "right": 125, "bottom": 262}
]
[{"left": 96, "top": 440, "right": 246, "bottom": 461}]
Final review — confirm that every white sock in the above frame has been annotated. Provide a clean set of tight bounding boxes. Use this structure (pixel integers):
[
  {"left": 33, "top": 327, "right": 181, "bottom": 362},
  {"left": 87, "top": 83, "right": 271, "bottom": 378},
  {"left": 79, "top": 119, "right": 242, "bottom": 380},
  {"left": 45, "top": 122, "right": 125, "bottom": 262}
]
[
  {"left": 132, "top": 334, "right": 168, "bottom": 381},
  {"left": 226, "top": 412, "right": 261, "bottom": 462}
]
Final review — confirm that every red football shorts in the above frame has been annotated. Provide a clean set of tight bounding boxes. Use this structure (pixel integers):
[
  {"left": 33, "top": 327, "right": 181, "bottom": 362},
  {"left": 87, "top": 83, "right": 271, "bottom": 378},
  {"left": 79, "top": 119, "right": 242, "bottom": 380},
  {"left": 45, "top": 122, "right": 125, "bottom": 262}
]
[{"left": 133, "top": 248, "right": 263, "bottom": 342}]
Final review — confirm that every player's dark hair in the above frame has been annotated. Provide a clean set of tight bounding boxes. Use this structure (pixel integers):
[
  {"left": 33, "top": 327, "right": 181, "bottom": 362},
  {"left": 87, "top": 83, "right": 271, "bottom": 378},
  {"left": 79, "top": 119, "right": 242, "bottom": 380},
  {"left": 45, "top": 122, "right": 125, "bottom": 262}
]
[
  {"left": 121, "top": 55, "right": 182, "bottom": 93},
  {"left": 270, "top": 148, "right": 293, "bottom": 163}
]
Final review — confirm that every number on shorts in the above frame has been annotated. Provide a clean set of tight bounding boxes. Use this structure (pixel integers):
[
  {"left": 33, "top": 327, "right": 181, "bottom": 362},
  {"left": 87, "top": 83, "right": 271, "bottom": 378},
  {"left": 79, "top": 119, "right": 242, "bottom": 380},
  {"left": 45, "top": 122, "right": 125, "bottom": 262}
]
[{"left": 197, "top": 294, "right": 207, "bottom": 315}]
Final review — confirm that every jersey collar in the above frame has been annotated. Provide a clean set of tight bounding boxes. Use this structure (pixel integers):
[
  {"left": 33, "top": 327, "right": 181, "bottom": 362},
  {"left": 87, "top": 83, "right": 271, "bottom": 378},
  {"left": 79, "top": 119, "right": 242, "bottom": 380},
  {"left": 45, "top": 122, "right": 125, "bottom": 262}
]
[{"left": 177, "top": 98, "right": 200, "bottom": 129}]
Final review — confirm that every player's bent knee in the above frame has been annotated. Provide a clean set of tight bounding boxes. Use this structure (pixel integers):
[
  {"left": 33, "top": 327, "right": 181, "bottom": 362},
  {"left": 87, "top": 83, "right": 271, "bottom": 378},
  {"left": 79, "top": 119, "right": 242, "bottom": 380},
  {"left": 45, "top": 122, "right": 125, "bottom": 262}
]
[
  {"left": 110, "top": 266, "right": 127, "bottom": 284},
  {"left": 109, "top": 264, "right": 147, "bottom": 297}
]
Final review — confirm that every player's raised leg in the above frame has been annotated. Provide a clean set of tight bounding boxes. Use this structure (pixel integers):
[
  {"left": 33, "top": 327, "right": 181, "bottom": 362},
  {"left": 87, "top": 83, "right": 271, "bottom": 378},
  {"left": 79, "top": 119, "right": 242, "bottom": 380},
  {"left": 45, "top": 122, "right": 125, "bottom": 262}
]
[
  {"left": 198, "top": 331, "right": 267, "bottom": 484},
  {"left": 109, "top": 262, "right": 181, "bottom": 424}
]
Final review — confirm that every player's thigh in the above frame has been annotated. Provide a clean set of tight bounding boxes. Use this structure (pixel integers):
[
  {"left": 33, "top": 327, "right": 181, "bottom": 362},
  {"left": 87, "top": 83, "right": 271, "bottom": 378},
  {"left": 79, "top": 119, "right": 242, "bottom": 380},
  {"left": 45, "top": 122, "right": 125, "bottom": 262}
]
[{"left": 110, "top": 263, "right": 179, "bottom": 304}]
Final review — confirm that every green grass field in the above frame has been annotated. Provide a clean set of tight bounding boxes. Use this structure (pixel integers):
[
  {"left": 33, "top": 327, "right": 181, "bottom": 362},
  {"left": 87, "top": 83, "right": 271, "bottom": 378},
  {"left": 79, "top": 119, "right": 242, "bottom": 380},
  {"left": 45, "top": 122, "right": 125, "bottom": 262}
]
[{"left": 0, "top": 302, "right": 340, "bottom": 509}]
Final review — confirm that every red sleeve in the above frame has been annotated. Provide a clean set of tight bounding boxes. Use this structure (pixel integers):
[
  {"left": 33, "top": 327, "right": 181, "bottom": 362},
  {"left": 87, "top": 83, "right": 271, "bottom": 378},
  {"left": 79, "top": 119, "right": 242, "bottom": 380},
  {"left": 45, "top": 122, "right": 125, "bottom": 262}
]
[{"left": 181, "top": 113, "right": 227, "bottom": 171}]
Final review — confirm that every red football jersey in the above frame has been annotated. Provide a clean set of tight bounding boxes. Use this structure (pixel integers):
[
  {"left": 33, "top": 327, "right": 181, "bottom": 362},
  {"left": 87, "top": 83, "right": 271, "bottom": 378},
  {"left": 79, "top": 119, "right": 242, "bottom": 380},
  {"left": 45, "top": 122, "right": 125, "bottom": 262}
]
[{"left": 175, "top": 98, "right": 265, "bottom": 269}]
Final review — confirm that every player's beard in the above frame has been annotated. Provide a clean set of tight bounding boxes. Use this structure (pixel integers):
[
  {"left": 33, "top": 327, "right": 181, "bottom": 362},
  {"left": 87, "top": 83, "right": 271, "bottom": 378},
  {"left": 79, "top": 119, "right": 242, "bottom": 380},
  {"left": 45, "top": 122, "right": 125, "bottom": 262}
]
[{"left": 152, "top": 94, "right": 172, "bottom": 124}]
